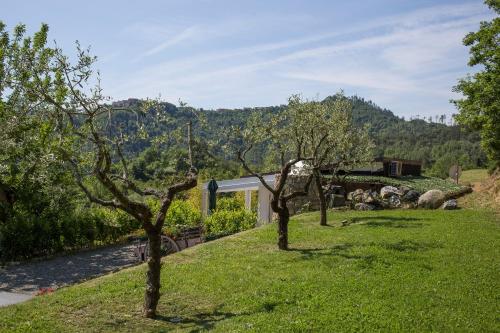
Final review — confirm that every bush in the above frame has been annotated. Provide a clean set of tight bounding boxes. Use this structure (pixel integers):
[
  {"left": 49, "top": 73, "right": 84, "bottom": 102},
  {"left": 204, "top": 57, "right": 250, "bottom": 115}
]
[
  {"left": 158, "top": 200, "right": 202, "bottom": 236},
  {"left": 204, "top": 209, "right": 257, "bottom": 236},
  {"left": 216, "top": 196, "right": 244, "bottom": 211},
  {"left": 0, "top": 203, "right": 140, "bottom": 261}
]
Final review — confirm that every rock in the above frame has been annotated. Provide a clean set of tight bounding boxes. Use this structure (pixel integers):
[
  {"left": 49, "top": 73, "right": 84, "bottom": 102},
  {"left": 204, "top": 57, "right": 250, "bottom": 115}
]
[
  {"left": 362, "top": 190, "right": 378, "bottom": 204},
  {"left": 348, "top": 189, "right": 364, "bottom": 203},
  {"left": 378, "top": 200, "right": 390, "bottom": 209},
  {"left": 388, "top": 195, "right": 401, "bottom": 208},
  {"left": 354, "top": 203, "right": 375, "bottom": 211},
  {"left": 442, "top": 199, "right": 458, "bottom": 210},
  {"left": 399, "top": 186, "right": 411, "bottom": 195},
  {"left": 401, "top": 202, "right": 416, "bottom": 209},
  {"left": 418, "top": 190, "right": 446, "bottom": 209},
  {"left": 380, "top": 186, "right": 400, "bottom": 199},
  {"left": 402, "top": 190, "right": 420, "bottom": 202}
]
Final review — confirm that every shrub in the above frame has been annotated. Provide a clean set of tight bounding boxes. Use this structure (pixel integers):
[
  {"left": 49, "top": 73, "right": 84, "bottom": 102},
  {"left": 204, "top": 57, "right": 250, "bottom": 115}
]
[
  {"left": 0, "top": 203, "right": 140, "bottom": 261},
  {"left": 204, "top": 209, "right": 257, "bottom": 236},
  {"left": 216, "top": 196, "right": 244, "bottom": 211},
  {"left": 161, "top": 200, "right": 202, "bottom": 236}
]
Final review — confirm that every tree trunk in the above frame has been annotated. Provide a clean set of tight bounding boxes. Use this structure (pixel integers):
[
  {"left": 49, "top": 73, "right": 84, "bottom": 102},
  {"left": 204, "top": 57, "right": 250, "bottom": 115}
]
[
  {"left": 314, "top": 170, "right": 327, "bottom": 226},
  {"left": 277, "top": 209, "right": 289, "bottom": 250},
  {"left": 143, "top": 231, "right": 162, "bottom": 318}
]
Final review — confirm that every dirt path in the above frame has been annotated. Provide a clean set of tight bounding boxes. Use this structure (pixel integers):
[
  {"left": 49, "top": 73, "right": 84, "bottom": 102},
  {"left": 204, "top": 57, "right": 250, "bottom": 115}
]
[{"left": 0, "top": 243, "right": 140, "bottom": 294}]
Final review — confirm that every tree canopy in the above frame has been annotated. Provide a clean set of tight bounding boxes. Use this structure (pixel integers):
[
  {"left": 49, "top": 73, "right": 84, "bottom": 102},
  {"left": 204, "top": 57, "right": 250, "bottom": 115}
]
[{"left": 453, "top": 0, "right": 500, "bottom": 169}]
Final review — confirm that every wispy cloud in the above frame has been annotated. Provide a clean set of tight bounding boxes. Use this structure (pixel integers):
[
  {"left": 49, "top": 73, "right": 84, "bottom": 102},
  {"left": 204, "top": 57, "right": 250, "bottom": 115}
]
[
  {"left": 137, "top": 25, "right": 199, "bottom": 58},
  {"left": 106, "top": 1, "right": 493, "bottom": 117}
]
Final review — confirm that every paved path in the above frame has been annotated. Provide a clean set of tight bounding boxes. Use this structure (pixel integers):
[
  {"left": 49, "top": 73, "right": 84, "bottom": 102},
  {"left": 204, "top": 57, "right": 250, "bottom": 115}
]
[
  {"left": 0, "top": 291, "right": 33, "bottom": 307},
  {"left": 0, "top": 243, "right": 140, "bottom": 306}
]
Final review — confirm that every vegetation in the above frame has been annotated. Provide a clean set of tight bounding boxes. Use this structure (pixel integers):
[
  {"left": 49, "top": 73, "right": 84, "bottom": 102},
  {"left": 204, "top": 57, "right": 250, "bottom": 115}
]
[
  {"left": 1, "top": 206, "right": 138, "bottom": 261},
  {"left": 104, "top": 96, "right": 487, "bottom": 177},
  {"left": 0, "top": 209, "right": 498, "bottom": 332},
  {"left": 458, "top": 169, "right": 500, "bottom": 212},
  {"left": 339, "top": 175, "right": 469, "bottom": 195},
  {"left": 234, "top": 95, "right": 341, "bottom": 250},
  {"left": 299, "top": 94, "right": 373, "bottom": 226},
  {"left": 459, "top": 169, "right": 489, "bottom": 185},
  {"left": 0, "top": 23, "right": 200, "bottom": 318},
  {"left": 453, "top": 0, "right": 500, "bottom": 169}
]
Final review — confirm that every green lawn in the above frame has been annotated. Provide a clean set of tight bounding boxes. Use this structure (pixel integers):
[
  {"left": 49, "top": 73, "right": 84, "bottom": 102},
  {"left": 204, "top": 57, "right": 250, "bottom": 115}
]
[
  {"left": 1, "top": 209, "right": 499, "bottom": 332},
  {"left": 460, "top": 169, "right": 489, "bottom": 185}
]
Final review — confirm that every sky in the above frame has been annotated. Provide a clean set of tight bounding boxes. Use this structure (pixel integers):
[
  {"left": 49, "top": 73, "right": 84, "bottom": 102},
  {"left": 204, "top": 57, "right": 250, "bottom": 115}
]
[{"left": 1, "top": 0, "right": 495, "bottom": 118}]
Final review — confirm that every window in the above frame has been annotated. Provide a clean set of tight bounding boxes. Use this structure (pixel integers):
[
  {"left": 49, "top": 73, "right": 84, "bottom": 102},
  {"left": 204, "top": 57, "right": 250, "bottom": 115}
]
[{"left": 390, "top": 161, "right": 402, "bottom": 176}]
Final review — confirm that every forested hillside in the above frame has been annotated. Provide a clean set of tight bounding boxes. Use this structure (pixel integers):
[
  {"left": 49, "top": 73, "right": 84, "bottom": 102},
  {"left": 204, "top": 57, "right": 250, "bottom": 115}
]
[{"left": 113, "top": 96, "right": 485, "bottom": 179}]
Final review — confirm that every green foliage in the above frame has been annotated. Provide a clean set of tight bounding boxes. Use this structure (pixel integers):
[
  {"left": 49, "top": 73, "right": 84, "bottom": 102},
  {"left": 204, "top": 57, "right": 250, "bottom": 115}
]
[
  {"left": 453, "top": 1, "right": 500, "bottom": 167},
  {"left": 339, "top": 174, "right": 468, "bottom": 195},
  {"left": 216, "top": 196, "right": 244, "bottom": 211},
  {"left": 165, "top": 200, "right": 202, "bottom": 228},
  {"left": 204, "top": 209, "right": 257, "bottom": 236},
  {"left": 0, "top": 204, "right": 139, "bottom": 261},
  {"left": 203, "top": 196, "right": 256, "bottom": 238}
]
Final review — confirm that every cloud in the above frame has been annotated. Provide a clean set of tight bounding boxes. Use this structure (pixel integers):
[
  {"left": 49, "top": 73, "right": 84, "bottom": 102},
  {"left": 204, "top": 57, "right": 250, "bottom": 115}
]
[
  {"left": 138, "top": 25, "right": 199, "bottom": 58},
  {"left": 106, "top": 1, "right": 493, "bottom": 116}
]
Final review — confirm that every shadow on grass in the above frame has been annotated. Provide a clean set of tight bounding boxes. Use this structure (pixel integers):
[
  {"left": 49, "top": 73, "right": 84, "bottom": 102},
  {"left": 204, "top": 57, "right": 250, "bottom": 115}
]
[
  {"left": 290, "top": 238, "right": 442, "bottom": 269},
  {"left": 155, "top": 302, "right": 280, "bottom": 332},
  {"left": 350, "top": 216, "right": 426, "bottom": 229}
]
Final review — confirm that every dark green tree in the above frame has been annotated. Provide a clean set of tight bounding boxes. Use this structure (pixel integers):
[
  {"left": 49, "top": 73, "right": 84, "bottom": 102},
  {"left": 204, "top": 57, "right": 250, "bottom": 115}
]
[{"left": 453, "top": 0, "right": 500, "bottom": 169}]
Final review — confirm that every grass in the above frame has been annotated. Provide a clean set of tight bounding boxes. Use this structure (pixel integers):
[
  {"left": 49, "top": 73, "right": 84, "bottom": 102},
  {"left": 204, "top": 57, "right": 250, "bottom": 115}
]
[
  {"left": 458, "top": 169, "right": 499, "bottom": 212},
  {"left": 337, "top": 175, "right": 469, "bottom": 195},
  {"left": 459, "top": 169, "right": 489, "bottom": 185},
  {"left": 0, "top": 209, "right": 499, "bottom": 332}
]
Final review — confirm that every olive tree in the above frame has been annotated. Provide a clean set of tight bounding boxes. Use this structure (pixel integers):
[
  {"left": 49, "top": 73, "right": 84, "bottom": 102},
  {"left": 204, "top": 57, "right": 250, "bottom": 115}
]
[
  {"left": 1, "top": 23, "right": 197, "bottom": 318},
  {"left": 233, "top": 95, "right": 336, "bottom": 250},
  {"left": 303, "top": 95, "right": 373, "bottom": 225}
]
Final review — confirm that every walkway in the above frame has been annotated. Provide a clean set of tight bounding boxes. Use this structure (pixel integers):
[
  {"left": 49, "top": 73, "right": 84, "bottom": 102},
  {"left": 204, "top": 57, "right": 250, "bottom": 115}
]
[{"left": 0, "top": 243, "right": 139, "bottom": 306}]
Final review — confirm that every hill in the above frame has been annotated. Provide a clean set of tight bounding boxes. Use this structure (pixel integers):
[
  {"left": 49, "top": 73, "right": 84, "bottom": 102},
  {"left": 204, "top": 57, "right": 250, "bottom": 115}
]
[
  {"left": 1, "top": 209, "right": 498, "bottom": 332},
  {"left": 111, "top": 96, "right": 486, "bottom": 179}
]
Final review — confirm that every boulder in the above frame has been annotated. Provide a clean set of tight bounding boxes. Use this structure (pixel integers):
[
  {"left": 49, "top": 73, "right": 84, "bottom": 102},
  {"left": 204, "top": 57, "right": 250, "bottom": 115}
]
[
  {"left": 354, "top": 203, "right": 375, "bottom": 211},
  {"left": 401, "top": 202, "right": 416, "bottom": 209},
  {"left": 362, "top": 190, "right": 378, "bottom": 204},
  {"left": 442, "top": 199, "right": 458, "bottom": 210},
  {"left": 402, "top": 190, "right": 420, "bottom": 203},
  {"left": 418, "top": 190, "right": 446, "bottom": 209},
  {"left": 348, "top": 189, "right": 364, "bottom": 203},
  {"left": 399, "top": 186, "right": 411, "bottom": 195},
  {"left": 380, "top": 186, "right": 400, "bottom": 199},
  {"left": 388, "top": 195, "right": 401, "bottom": 208}
]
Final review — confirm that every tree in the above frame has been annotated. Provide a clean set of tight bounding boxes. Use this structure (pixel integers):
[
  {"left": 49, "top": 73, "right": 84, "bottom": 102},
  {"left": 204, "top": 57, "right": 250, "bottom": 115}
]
[
  {"left": 453, "top": 0, "right": 500, "bottom": 169},
  {"left": 0, "top": 23, "right": 198, "bottom": 318},
  {"left": 233, "top": 95, "right": 335, "bottom": 250},
  {"left": 304, "top": 95, "right": 373, "bottom": 226}
]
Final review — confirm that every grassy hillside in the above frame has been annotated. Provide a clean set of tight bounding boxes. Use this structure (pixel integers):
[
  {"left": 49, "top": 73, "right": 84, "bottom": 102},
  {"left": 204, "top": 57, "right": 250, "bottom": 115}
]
[
  {"left": 459, "top": 169, "right": 500, "bottom": 212},
  {"left": 459, "top": 169, "right": 489, "bottom": 185},
  {"left": 1, "top": 209, "right": 498, "bottom": 332}
]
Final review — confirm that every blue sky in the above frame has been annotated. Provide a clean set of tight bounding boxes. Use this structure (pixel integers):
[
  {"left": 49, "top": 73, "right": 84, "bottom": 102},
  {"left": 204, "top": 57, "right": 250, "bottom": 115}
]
[{"left": 2, "top": 0, "right": 495, "bottom": 117}]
